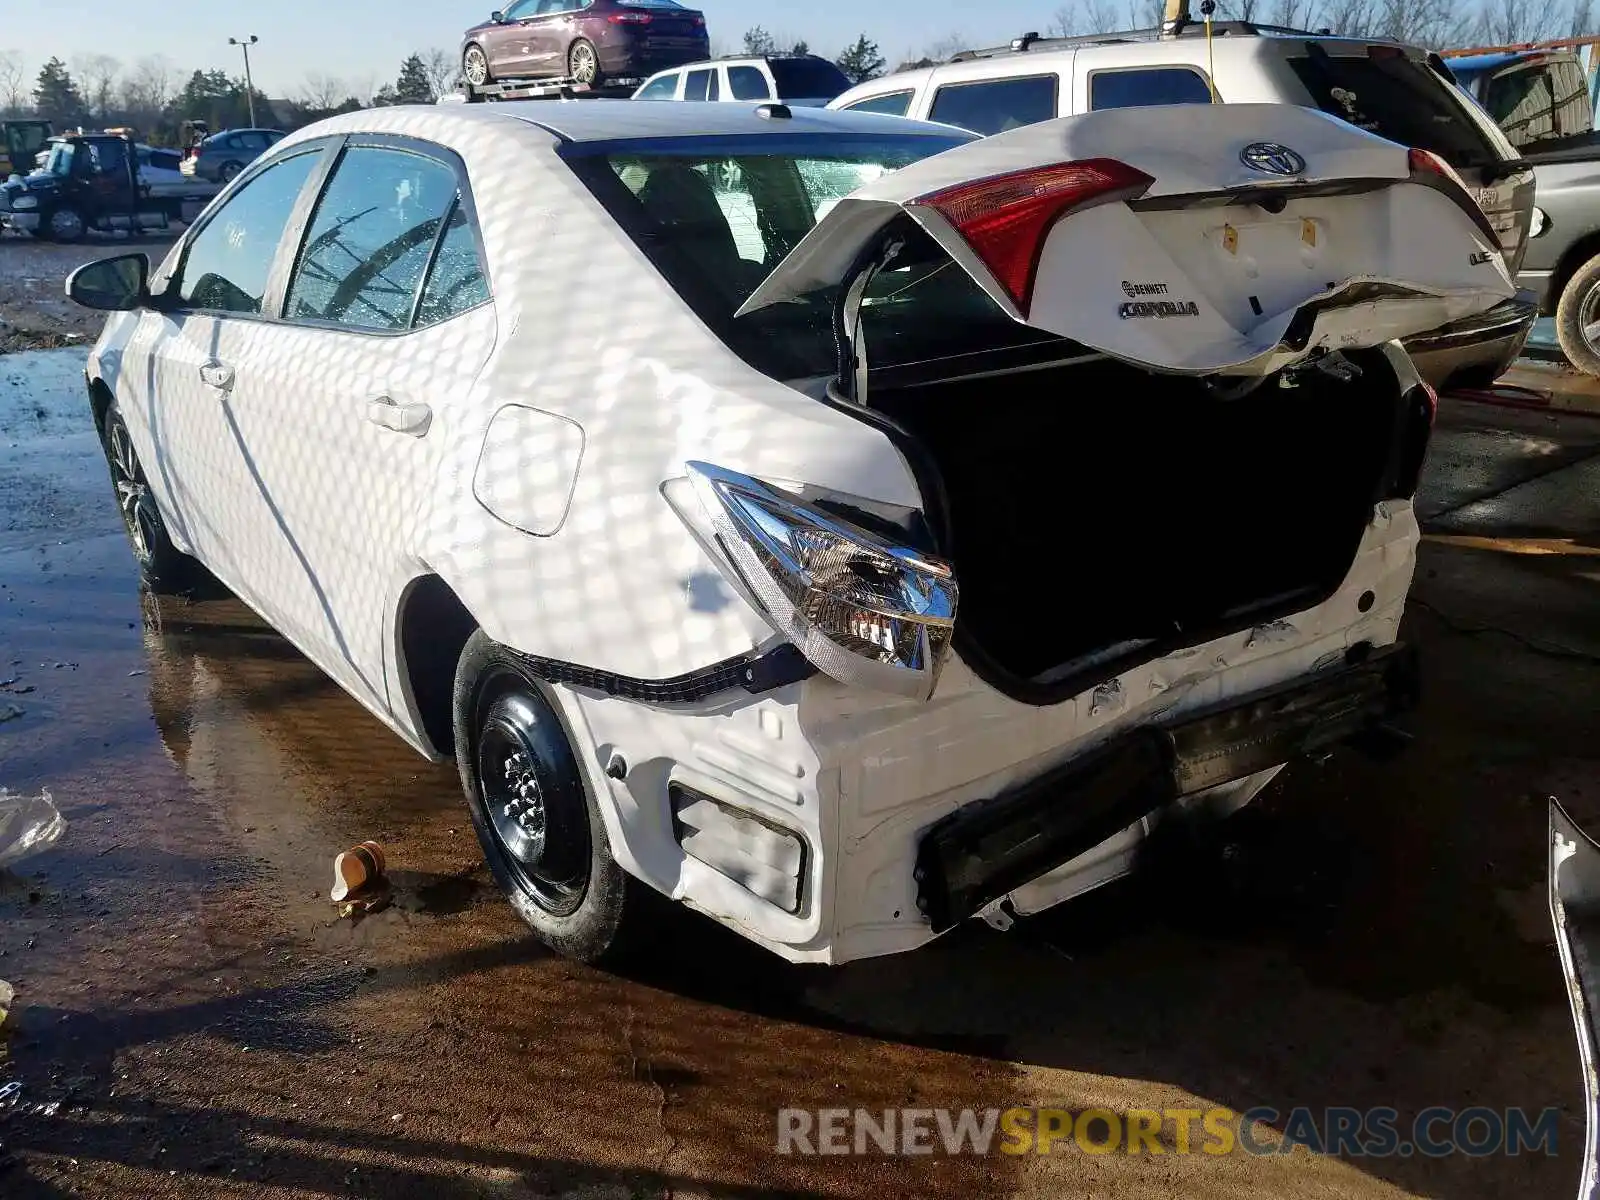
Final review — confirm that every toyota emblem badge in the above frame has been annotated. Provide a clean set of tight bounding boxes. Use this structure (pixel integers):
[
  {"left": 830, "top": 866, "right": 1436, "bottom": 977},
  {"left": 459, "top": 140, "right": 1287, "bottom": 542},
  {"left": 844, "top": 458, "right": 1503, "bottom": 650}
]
[{"left": 1240, "top": 142, "right": 1307, "bottom": 176}]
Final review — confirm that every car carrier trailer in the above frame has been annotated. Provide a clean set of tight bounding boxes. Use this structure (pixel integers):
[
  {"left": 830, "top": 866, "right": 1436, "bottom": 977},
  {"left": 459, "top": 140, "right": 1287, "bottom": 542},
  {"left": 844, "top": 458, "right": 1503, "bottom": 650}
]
[{"left": 450, "top": 74, "right": 642, "bottom": 103}]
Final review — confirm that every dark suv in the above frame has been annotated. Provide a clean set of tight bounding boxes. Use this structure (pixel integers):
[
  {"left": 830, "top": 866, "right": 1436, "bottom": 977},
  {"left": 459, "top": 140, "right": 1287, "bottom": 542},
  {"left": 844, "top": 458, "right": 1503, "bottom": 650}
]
[{"left": 461, "top": 0, "right": 709, "bottom": 92}]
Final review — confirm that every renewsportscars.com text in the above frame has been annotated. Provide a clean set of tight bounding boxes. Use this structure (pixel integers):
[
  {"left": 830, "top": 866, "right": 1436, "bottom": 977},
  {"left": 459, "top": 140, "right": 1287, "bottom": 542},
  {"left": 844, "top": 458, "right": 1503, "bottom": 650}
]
[{"left": 776, "top": 1106, "right": 1561, "bottom": 1158}]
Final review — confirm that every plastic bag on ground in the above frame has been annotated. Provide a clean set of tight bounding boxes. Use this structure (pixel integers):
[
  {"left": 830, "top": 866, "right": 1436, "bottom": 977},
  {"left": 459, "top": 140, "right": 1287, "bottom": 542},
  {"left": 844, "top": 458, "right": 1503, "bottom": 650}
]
[{"left": 0, "top": 790, "right": 65, "bottom": 869}]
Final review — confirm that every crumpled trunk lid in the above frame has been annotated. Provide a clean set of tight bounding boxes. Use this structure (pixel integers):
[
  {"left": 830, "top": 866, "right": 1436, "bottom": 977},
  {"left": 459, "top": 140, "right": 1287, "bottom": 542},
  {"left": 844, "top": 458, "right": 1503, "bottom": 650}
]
[{"left": 740, "top": 104, "right": 1515, "bottom": 376}]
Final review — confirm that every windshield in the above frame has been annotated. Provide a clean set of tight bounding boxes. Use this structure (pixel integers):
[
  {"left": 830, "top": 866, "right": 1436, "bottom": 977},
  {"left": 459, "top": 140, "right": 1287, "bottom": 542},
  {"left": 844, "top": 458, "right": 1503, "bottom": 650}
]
[
  {"left": 1483, "top": 59, "right": 1593, "bottom": 148},
  {"left": 45, "top": 142, "right": 74, "bottom": 177},
  {"left": 1289, "top": 48, "right": 1507, "bottom": 169},
  {"left": 768, "top": 58, "right": 851, "bottom": 100},
  {"left": 565, "top": 133, "right": 1060, "bottom": 380}
]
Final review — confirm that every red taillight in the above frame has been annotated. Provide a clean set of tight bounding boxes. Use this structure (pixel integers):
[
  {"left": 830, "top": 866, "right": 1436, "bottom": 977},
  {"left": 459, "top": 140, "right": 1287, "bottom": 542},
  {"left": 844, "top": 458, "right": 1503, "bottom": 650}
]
[
  {"left": 1407, "top": 147, "right": 1467, "bottom": 191},
  {"left": 608, "top": 11, "right": 651, "bottom": 22},
  {"left": 910, "top": 159, "right": 1155, "bottom": 315}
]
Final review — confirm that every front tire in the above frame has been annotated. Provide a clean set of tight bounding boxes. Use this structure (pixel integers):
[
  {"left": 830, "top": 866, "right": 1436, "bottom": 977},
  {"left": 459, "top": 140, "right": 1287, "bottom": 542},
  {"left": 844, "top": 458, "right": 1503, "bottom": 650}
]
[
  {"left": 454, "top": 631, "right": 645, "bottom": 963},
  {"left": 1555, "top": 252, "right": 1600, "bottom": 377},
  {"left": 100, "top": 402, "right": 196, "bottom": 594},
  {"left": 568, "top": 38, "right": 601, "bottom": 88},
  {"left": 463, "top": 44, "right": 492, "bottom": 88}
]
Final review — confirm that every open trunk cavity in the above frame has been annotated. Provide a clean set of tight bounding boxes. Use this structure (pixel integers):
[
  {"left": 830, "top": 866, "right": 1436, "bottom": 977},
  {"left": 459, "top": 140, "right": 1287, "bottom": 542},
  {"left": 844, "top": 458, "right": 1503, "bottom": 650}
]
[{"left": 866, "top": 349, "right": 1424, "bottom": 701}]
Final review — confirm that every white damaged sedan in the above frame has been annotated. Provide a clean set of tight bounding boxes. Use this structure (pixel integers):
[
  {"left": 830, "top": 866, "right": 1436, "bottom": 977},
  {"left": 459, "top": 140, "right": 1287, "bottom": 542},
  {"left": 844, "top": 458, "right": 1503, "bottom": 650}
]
[{"left": 67, "top": 100, "right": 1512, "bottom": 964}]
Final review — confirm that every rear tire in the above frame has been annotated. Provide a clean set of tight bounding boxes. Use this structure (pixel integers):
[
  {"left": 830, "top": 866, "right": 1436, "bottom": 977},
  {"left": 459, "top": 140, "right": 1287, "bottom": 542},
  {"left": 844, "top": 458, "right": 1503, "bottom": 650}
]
[
  {"left": 568, "top": 38, "right": 601, "bottom": 88},
  {"left": 100, "top": 402, "right": 198, "bottom": 594},
  {"left": 453, "top": 631, "right": 648, "bottom": 964},
  {"left": 45, "top": 206, "right": 86, "bottom": 243},
  {"left": 1555, "top": 252, "right": 1600, "bottom": 377}
]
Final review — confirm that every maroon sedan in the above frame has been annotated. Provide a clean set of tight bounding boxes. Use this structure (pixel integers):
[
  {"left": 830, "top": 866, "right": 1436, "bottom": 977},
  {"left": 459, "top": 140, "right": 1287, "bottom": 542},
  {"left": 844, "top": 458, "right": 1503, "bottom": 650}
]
[{"left": 461, "top": 0, "right": 709, "bottom": 90}]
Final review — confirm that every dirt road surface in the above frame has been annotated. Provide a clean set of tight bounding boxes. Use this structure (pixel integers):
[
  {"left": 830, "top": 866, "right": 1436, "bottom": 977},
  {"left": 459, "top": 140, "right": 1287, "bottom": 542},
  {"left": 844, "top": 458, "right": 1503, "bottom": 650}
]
[
  {"left": 0, "top": 267, "right": 1598, "bottom": 1196},
  {"left": 0, "top": 233, "right": 176, "bottom": 355}
]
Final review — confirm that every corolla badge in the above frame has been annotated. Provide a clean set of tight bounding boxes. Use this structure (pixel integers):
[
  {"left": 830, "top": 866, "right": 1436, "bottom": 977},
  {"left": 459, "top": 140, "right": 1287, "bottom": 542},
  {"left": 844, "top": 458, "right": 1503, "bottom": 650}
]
[{"left": 1240, "top": 142, "right": 1307, "bottom": 176}]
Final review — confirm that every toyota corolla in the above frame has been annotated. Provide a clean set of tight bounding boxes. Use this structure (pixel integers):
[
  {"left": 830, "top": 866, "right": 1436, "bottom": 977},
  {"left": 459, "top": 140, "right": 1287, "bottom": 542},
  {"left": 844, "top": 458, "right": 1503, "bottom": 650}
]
[{"left": 65, "top": 101, "right": 1511, "bottom": 964}]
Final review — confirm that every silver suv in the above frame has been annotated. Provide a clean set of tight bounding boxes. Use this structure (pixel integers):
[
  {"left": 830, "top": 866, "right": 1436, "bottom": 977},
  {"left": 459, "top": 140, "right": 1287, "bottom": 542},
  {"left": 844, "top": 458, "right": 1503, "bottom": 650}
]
[{"left": 830, "top": 20, "right": 1538, "bottom": 392}]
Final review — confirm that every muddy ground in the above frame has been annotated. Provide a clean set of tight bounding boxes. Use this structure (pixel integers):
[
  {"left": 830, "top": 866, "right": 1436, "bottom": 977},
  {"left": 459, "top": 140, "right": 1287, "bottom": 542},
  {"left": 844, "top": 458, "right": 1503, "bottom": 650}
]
[
  {"left": 0, "top": 244, "right": 1598, "bottom": 1199},
  {"left": 0, "top": 232, "right": 175, "bottom": 355}
]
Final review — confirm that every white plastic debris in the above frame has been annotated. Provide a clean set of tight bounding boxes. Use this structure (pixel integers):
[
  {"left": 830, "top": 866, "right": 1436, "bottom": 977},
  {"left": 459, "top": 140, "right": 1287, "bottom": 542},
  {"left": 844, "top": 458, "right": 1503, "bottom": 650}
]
[{"left": 0, "top": 789, "right": 65, "bottom": 869}]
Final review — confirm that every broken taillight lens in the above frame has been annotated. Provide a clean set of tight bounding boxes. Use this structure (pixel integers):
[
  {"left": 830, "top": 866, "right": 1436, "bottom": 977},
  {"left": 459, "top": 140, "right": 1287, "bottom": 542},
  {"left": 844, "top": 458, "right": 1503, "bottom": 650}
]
[
  {"left": 911, "top": 159, "right": 1155, "bottom": 316},
  {"left": 1407, "top": 147, "right": 1469, "bottom": 192}
]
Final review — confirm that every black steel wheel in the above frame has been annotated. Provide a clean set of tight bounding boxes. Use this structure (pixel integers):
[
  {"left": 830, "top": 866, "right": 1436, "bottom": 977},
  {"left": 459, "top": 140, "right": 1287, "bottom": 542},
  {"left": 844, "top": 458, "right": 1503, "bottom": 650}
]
[
  {"left": 101, "top": 403, "right": 195, "bottom": 593},
  {"left": 454, "top": 631, "right": 647, "bottom": 962}
]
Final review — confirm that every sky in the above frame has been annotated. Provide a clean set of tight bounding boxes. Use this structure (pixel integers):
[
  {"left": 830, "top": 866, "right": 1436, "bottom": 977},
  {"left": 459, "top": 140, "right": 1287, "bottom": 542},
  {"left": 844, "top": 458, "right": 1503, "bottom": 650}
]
[{"left": 1, "top": 0, "right": 1054, "bottom": 98}]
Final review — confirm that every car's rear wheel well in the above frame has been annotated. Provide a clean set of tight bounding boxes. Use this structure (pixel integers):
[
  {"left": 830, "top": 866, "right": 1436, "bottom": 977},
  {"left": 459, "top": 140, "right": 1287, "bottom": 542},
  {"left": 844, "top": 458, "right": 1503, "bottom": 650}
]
[
  {"left": 1549, "top": 232, "right": 1600, "bottom": 314},
  {"left": 399, "top": 575, "right": 479, "bottom": 759}
]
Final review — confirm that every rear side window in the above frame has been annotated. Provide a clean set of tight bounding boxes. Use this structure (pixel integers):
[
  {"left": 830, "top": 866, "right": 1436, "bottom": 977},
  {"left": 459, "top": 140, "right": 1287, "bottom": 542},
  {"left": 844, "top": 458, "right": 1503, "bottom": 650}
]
[
  {"left": 844, "top": 91, "right": 913, "bottom": 117},
  {"left": 286, "top": 146, "right": 460, "bottom": 331},
  {"left": 1289, "top": 49, "right": 1503, "bottom": 167},
  {"left": 1090, "top": 67, "right": 1213, "bottom": 110},
  {"left": 768, "top": 58, "right": 852, "bottom": 101},
  {"left": 929, "top": 75, "right": 1058, "bottom": 135},
  {"left": 417, "top": 204, "right": 491, "bottom": 326},
  {"left": 684, "top": 69, "right": 717, "bottom": 102},
  {"left": 728, "top": 66, "right": 770, "bottom": 101},
  {"left": 637, "top": 73, "right": 679, "bottom": 100},
  {"left": 175, "top": 150, "right": 322, "bottom": 314}
]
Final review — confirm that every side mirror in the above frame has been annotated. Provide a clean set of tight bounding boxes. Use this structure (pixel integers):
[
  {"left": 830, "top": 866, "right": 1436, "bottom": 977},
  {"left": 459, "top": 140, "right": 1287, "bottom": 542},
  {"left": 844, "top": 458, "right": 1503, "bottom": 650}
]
[
  {"left": 66, "top": 253, "right": 150, "bottom": 312},
  {"left": 490, "top": 9, "right": 506, "bottom": 21}
]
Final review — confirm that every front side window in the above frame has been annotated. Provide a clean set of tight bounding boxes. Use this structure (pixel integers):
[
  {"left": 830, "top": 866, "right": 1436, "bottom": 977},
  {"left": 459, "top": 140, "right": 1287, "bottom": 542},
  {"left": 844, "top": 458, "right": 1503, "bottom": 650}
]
[
  {"left": 504, "top": 0, "right": 540, "bottom": 17},
  {"left": 286, "top": 145, "right": 460, "bottom": 331},
  {"left": 728, "top": 66, "right": 770, "bottom": 101},
  {"left": 174, "top": 150, "right": 322, "bottom": 314},
  {"left": 1090, "top": 67, "right": 1213, "bottom": 110},
  {"left": 844, "top": 90, "right": 913, "bottom": 117},
  {"left": 637, "top": 73, "right": 679, "bottom": 100},
  {"left": 928, "top": 75, "right": 1059, "bottom": 135}
]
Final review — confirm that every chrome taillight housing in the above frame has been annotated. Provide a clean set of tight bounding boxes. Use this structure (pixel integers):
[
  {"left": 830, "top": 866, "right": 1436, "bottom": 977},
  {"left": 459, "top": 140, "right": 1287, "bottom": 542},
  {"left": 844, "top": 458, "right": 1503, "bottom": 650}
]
[{"left": 685, "top": 463, "right": 958, "bottom": 700}]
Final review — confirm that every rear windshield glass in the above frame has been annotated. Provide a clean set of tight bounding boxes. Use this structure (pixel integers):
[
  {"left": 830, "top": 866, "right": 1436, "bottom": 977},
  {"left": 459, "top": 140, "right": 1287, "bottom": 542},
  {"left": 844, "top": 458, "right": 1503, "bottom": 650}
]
[
  {"left": 768, "top": 58, "right": 851, "bottom": 101},
  {"left": 564, "top": 134, "right": 1050, "bottom": 379},
  {"left": 1483, "top": 59, "right": 1593, "bottom": 147},
  {"left": 1289, "top": 49, "right": 1505, "bottom": 168}
]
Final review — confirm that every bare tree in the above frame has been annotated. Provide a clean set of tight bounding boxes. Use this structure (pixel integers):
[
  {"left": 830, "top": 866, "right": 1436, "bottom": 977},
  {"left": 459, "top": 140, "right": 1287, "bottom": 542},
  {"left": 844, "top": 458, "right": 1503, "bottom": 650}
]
[
  {"left": 421, "top": 48, "right": 460, "bottom": 98},
  {"left": 923, "top": 32, "right": 970, "bottom": 60},
  {"left": 72, "top": 53, "right": 121, "bottom": 121},
  {"left": 1050, "top": 0, "right": 1124, "bottom": 35},
  {"left": 301, "top": 72, "right": 354, "bottom": 109},
  {"left": 1569, "top": 0, "right": 1599, "bottom": 35},
  {"left": 120, "top": 55, "right": 174, "bottom": 119},
  {"left": 0, "top": 49, "right": 26, "bottom": 113}
]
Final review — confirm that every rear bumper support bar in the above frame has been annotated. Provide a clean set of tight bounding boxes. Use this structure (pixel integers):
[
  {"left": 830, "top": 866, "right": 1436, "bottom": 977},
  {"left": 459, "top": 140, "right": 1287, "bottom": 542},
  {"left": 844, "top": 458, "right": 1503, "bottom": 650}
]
[{"left": 914, "top": 644, "right": 1421, "bottom": 932}]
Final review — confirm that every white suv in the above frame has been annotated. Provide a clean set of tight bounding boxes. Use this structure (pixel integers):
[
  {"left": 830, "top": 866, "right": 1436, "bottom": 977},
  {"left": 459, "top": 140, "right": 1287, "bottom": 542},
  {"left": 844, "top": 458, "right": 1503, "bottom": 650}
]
[
  {"left": 831, "top": 20, "right": 1539, "bottom": 391},
  {"left": 634, "top": 55, "right": 851, "bottom": 106}
]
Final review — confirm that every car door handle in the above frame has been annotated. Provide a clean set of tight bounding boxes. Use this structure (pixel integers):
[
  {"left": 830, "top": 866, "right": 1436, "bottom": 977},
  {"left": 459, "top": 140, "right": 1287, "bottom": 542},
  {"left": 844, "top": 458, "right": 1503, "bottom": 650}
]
[
  {"left": 198, "top": 359, "right": 234, "bottom": 392},
  {"left": 366, "top": 395, "right": 432, "bottom": 437}
]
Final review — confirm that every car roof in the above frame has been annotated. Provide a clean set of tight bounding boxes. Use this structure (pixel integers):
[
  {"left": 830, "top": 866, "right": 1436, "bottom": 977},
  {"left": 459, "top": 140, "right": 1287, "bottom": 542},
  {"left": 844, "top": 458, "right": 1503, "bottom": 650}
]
[
  {"left": 1448, "top": 50, "right": 1579, "bottom": 76},
  {"left": 469, "top": 98, "right": 970, "bottom": 143}
]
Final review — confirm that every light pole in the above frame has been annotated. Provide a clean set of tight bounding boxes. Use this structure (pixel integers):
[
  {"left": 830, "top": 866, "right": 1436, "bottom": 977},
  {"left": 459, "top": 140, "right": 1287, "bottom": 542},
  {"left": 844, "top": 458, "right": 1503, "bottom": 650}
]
[{"left": 229, "top": 35, "right": 259, "bottom": 127}]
